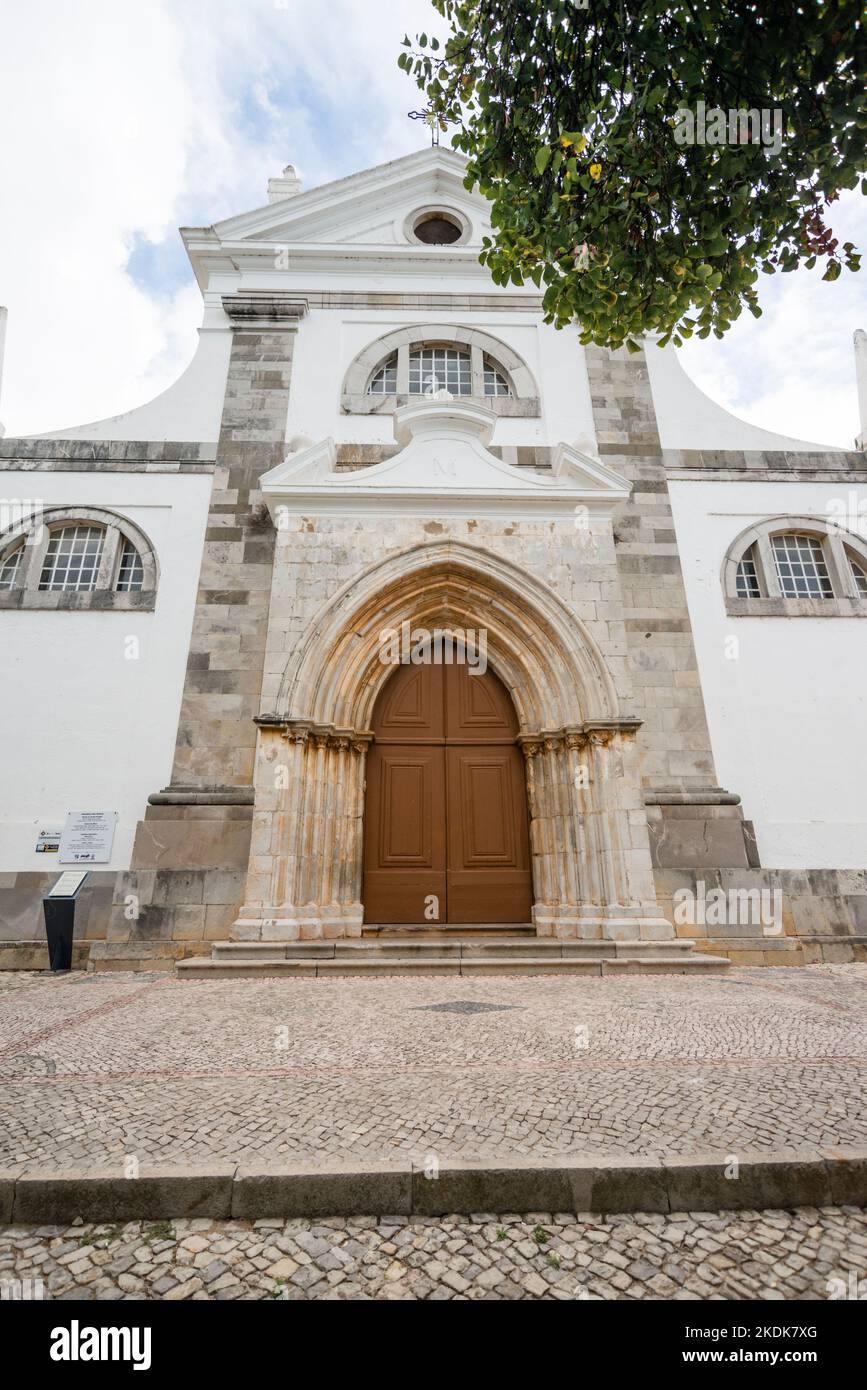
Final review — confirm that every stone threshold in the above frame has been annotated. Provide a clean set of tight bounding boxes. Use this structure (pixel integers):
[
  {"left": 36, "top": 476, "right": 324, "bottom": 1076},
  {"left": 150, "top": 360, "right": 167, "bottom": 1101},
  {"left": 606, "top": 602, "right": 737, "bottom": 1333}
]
[{"left": 2, "top": 1148, "right": 864, "bottom": 1223}]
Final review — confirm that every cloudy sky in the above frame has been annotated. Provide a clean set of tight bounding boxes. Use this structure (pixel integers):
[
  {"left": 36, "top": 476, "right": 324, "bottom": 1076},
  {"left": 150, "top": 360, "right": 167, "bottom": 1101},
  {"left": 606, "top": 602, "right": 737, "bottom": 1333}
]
[{"left": 0, "top": 0, "right": 864, "bottom": 446}]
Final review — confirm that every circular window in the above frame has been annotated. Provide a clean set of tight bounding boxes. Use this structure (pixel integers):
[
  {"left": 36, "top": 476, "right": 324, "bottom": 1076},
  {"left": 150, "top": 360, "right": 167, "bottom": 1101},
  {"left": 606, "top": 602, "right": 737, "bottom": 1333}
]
[{"left": 410, "top": 210, "right": 465, "bottom": 245}]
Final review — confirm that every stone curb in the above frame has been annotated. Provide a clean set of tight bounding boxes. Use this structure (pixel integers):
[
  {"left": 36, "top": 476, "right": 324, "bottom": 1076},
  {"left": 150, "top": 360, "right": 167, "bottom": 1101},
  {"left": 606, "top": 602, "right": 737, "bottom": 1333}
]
[{"left": 1, "top": 1149, "right": 865, "bottom": 1223}]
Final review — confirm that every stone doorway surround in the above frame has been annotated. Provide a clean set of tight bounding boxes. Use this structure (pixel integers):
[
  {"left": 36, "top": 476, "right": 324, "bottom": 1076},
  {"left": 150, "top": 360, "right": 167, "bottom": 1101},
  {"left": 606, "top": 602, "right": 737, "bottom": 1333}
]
[{"left": 230, "top": 398, "right": 675, "bottom": 943}]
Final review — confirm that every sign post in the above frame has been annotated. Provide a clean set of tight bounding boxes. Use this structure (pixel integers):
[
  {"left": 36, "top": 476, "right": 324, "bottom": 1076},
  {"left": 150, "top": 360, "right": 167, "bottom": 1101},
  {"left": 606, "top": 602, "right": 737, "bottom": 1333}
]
[{"left": 43, "top": 871, "right": 89, "bottom": 972}]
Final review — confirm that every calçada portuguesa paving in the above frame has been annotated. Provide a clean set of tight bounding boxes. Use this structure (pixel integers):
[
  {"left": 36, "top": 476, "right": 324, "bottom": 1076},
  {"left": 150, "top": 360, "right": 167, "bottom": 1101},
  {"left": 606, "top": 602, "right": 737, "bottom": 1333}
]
[
  {"left": 0, "top": 965, "right": 865, "bottom": 1168},
  {"left": 1, "top": 964, "right": 866, "bottom": 1300}
]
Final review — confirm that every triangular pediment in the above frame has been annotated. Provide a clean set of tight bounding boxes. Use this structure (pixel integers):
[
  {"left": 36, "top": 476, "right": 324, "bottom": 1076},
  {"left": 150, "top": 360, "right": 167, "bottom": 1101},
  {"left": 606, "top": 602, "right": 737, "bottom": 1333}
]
[
  {"left": 210, "top": 148, "right": 489, "bottom": 248},
  {"left": 260, "top": 399, "right": 630, "bottom": 520}
]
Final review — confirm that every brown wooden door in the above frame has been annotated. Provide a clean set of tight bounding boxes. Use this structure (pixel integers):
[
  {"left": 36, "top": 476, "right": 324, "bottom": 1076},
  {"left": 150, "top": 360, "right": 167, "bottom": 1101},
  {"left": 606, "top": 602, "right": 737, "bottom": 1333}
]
[{"left": 363, "top": 659, "right": 533, "bottom": 924}]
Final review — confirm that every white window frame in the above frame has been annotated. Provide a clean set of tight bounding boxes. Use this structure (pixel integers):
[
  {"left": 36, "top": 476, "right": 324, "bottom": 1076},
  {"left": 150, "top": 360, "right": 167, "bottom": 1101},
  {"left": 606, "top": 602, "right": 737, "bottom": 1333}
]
[
  {"left": 0, "top": 507, "right": 158, "bottom": 611},
  {"left": 0, "top": 543, "right": 23, "bottom": 591},
  {"left": 38, "top": 524, "right": 106, "bottom": 593},
  {"left": 722, "top": 516, "right": 867, "bottom": 617},
  {"left": 343, "top": 324, "right": 540, "bottom": 418}
]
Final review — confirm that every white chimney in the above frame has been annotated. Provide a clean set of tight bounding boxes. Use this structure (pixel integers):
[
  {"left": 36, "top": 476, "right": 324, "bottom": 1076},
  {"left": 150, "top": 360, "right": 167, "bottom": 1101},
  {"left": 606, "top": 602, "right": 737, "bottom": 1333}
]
[
  {"left": 855, "top": 330, "right": 867, "bottom": 451},
  {"left": 267, "top": 164, "right": 302, "bottom": 204}
]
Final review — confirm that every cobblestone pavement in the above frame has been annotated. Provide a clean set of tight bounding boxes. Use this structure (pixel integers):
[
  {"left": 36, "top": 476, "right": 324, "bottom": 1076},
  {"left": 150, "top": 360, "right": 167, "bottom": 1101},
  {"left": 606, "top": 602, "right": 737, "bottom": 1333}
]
[
  {"left": 1, "top": 1207, "right": 865, "bottom": 1301},
  {"left": 1, "top": 965, "right": 865, "bottom": 1168}
]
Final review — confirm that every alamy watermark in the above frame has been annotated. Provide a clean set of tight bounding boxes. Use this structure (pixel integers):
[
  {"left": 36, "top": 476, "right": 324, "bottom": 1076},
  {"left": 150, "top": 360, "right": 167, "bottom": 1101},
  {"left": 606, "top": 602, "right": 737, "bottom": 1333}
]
[
  {"left": 826, "top": 1270, "right": 867, "bottom": 1300},
  {"left": 378, "top": 621, "right": 488, "bottom": 675},
  {"left": 1, "top": 1276, "right": 44, "bottom": 1300},
  {"left": 674, "top": 102, "right": 785, "bottom": 156},
  {"left": 673, "top": 880, "right": 783, "bottom": 936},
  {"left": 0, "top": 499, "right": 45, "bottom": 543},
  {"left": 826, "top": 491, "right": 867, "bottom": 540}
]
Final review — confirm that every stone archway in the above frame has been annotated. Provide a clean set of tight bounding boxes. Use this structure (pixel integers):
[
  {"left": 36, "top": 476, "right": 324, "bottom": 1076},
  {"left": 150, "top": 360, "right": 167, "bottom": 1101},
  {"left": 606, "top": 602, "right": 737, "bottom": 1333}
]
[{"left": 232, "top": 542, "right": 671, "bottom": 942}]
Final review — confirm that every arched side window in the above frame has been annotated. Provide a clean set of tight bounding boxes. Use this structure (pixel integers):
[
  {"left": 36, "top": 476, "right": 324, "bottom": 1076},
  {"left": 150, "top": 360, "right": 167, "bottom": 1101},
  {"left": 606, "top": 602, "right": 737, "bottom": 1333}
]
[
  {"left": 0, "top": 507, "right": 158, "bottom": 611},
  {"left": 342, "top": 324, "right": 540, "bottom": 418},
  {"left": 723, "top": 516, "right": 867, "bottom": 617}
]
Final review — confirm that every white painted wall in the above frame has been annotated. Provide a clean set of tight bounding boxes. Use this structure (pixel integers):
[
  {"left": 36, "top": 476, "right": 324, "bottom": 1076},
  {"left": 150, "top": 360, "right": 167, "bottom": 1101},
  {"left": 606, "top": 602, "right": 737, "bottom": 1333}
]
[
  {"left": 285, "top": 310, "right": 596, "bottom": 453},
  {"left": 39, "top": 311, "right": 231, "bottom": 443},
  {"left": 25, "top": 146, "right": 839, "bottom": 460},
  {"left": 647, "top": 345, "right": 838, "bottom": 452},
  {"left": 0, "top": 471, "right": 211, "bottom": 870},
  {"left": 668, "top": 478, "right": 867, "bottom": 867}
]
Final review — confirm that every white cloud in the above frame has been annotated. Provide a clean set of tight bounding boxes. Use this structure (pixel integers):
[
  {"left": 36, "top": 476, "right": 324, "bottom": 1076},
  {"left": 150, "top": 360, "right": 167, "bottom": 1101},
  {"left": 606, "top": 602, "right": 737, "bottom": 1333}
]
[
  {"left": 678, "top": 186, "right": 867, "bottom": 449},
  {"left": 1, "top": 0, "right": 865, "bottom": 446},
  {"left": 0, "top": 0, "right": 433, "bottom": 435}
]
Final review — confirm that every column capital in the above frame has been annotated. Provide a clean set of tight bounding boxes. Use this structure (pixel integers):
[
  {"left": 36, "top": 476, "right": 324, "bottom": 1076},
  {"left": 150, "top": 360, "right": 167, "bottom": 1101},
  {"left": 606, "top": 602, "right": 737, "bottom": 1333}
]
[
  {"left": 519, "top": 717, "right": 642, "bottom": 752},
  {"left": 256, "top": 714, "right": 373, "bottom": 751}
]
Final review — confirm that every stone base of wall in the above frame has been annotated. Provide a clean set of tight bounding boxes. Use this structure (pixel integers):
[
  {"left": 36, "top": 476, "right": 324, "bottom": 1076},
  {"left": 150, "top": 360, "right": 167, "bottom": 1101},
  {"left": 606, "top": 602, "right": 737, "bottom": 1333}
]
[
  {"left": 654, "top": 868, "right": 867, "bottom": 965},
  {"left": 105, "top": 804, "right": 253, "bottom": 948},
  {"left": 2, "top": 862, "right": 864, "bottom": 969},
  {"left": 645, "top": 793, "right": 760, "bottom": 870},
  {"left": 0, "top": 871, "right": 116, "bottom": 941},
  {"left": 0, "top": 939, "right": 93, "bottom": 970},
  {"left": 231, "top": 904, "right": 364, "bottom": 941},
  {"left": 532, "top": 909, "right": 675, "bottom": 941},
  {"left": 88, "top": 942, "right": 211, "bottom": 972}
]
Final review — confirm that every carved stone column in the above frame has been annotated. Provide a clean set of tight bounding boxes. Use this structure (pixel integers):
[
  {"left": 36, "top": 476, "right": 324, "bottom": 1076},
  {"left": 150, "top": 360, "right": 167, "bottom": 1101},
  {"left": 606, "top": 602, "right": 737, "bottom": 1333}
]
[
  {"left": 231, "top": 718, "right": 370, "bottom": 940},
  {"left": 520, "top": 720, "right": 672, "bottom": 941}
]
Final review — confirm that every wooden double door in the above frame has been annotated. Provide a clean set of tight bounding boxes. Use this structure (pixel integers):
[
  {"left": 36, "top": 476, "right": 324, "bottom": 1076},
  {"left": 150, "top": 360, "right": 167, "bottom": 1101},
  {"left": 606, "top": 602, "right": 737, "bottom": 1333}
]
[{"left": 363, "top": 659, "right": 533, "bottom": 924}]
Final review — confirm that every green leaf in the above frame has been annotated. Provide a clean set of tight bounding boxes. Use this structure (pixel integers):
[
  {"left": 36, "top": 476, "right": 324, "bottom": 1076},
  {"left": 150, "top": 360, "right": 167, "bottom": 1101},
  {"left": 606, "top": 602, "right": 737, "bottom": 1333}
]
[{"left": 402, "top": 2, "right": 864, "bottom": 351}]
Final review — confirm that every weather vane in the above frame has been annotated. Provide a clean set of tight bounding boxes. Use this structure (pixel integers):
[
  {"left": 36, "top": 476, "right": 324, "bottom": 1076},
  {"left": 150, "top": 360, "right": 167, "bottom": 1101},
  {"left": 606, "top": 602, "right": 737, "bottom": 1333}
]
[{"left": 408, "top": 107, "right": 460, "bottom": 147}]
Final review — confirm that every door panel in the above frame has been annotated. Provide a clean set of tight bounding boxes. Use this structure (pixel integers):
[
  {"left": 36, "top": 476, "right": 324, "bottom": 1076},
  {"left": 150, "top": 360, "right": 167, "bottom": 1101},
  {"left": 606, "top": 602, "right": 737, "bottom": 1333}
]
[
  {"left": 445, "top": 659, "right": 518, "bottom": 741},
  {"left": 362, "top": 658, "right": 533, "bottom": 925},
  {"left": 446, "top": 745, "right": 532, "bottom": 923},
  {"left": 373, "top": 661, "right": 444, "bottom": 741},
  {"left": 363, "top": 745, "right": 446, "bottom": 923}
]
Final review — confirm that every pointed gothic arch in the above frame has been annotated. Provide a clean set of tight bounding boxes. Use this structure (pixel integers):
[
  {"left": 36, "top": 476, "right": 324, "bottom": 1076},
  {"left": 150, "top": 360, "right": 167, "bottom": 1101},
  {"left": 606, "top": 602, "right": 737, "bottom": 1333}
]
[
  {"left": 275, "top": 540, "right": 621, "bottom": 735},
  {"left": 235, "top": 542, "right": 669, "bottom": 944}
]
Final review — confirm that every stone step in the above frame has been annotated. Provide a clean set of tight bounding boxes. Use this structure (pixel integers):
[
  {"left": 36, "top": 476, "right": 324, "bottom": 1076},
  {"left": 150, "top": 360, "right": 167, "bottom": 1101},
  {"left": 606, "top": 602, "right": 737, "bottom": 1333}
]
[
  {"left": 178, "top": 946, "right": 730, "bottom": 979},
  {"left": 211, "top": 938, "right": 704, "bottom": 962},
  {"left": 363, "top": 923, "right": 535, "bottom": 938},
  {"left": 701, "top": 935, "right": 802, "bottom": 951}
]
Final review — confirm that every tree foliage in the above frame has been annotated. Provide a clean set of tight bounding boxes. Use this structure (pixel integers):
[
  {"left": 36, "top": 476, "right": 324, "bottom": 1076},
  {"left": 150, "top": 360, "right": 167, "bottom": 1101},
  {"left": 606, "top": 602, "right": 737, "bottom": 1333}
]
[{"left": 400, "top": 1, "right": 866, "bottom": 350}]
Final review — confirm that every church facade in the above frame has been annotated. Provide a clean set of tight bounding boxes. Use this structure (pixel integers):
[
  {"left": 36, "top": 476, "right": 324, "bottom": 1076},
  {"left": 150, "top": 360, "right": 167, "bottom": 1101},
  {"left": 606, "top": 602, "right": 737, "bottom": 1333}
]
[{"left": 1, "top": 147, "right": 865, "bottom": 970}]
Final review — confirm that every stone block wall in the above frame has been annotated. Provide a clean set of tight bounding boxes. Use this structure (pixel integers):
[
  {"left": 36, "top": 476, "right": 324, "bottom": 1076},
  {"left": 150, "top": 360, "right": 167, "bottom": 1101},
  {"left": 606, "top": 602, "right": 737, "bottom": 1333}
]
[
  {"left": 654, "top": 867, "right": 867, "bottom": 965},
  {"left": 104, "top": 296, "right": 308, "bottom": 953},
  {"left": 259, "top": 513, "right": 635, "bottom": 716},
  {"left": 585, "top": 344, "right": 755, "bottom": 871},
  {"left": 0, "top": 870, "right": 115, "bottom": 941},
  {"left": 585, "top": 345, "right": 717, "bottom": 789}
]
